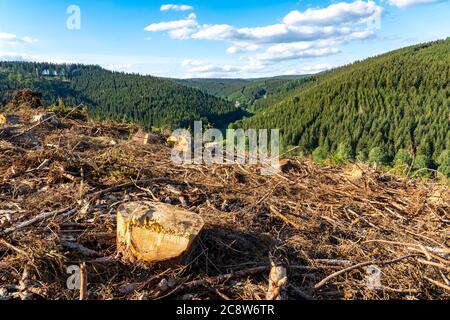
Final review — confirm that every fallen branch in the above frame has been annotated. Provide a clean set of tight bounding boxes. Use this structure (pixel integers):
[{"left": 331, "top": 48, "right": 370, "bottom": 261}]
[
  {"left": 269, "top": 205, "right": 301, "bottom": 229},
  {"left": 119, "top": 274, "right": 166, "bottom": 295},
  {"left": 0, "top": 239, "right": 28, "bottom": 256},
  {"left": 1, "top": 208, "right": 77, "bottom": 236},
  {"left": 79, "top": 263, "right": 88, "bottom": 300},
  {"left": 19, "top": 263, "right": 32, "bottom": 300},
  {"left": 417, "top": 259, "right": 450, "bottom": 272},
  {"left": 363, "top": 240, "right": 449, "bottom": 256},
  {"left": 287, "top": 284, "right": 314, "bottom": 300},
  {"left": 90, "top": 178, "right": 171, "bottom": 199},
  {"left": 61, "top": 241, "right": 103, "bottom": 257},
  {"left": 314, "top": 254, "right": 421, "bottom": 290},
  {"left": 424, "top": 277, "right": 450, "bottom": 292},
  {"left": 156, "top": 266, "right": 269, "bottom": 299},
  {"left": 314, "top": 259, "right": 353, "bottom": 267},
  {"left": 11, "top": 113, "right": 58, "bottom": 138}
]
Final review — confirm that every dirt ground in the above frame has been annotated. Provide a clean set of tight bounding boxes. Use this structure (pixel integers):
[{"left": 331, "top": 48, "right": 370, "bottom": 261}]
[{"left": 0, "top": 103, "right": 449, "bottom": 300}]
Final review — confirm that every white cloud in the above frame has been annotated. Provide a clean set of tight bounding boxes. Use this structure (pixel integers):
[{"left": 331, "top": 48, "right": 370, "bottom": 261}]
[
  {"left": 182, "top": 63, "right": 240, "bottom": 78},
  {"left": 105, "top": 64, "right": 134, "bottom": 72},
  {"left": 0, "top": 32, "right": 17, "bottom": 40},
  {"left": 168, "top": 27, "right": 196, "bottom": 40},
  {"left": 21, "top": 36, "right": 39, "bottom": 44},
  {"left": 160, "top": 4, "right": 194, "bottom": 12},
  {"left": 144, "top": 13, "right": 198, "bottom": 39},
  {"left": 284, "top": 64, "right": 337, "bottom": 75},
  {"left": 283, "top": 1, "right": 382, "bottom": 26},
  {"left": 227, "top": 43, "right": 260, "bottom": 54},
  {"left": 387, "top": 0, "right": 442, "bottom": 8},
  {"left": 191, "top": 24, "right": 235, "bottom": 40},
  {"left": 191, "top": 23, "right": 363, "bottom": 45},
  {"left": 0, "top": 32, "right": 38, "bottom": 46},
  {"left": 145, "top": 1, "right": 382, "bottom": 47},
  {"left": 144, "top": 14, "right": 197, "bottom": 32},
  {"left": 181, "top": 59, "right": 266, "bottom": 78},
  {"left": 0, "top": 51, "right": 78, "bottom": 64},
  {"left": 181, "top": 59, "right": 204, "bottom": 67},
  {"left": 0, "top": 51, "right": 32, "bottom": 61},
  {"left": 0, "top": 32, "right": 20, "bottom": 46},
  {"left": 253, "top": 43, "right": 340, "bottom": 64},
  {"left": 145, "top": 1, "right": 383, "bottom": 77}
]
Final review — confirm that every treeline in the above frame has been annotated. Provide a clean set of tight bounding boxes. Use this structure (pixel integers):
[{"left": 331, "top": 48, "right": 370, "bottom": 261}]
[
  {"left": 235, "top": 39, "right": 450, "bottom": 177},
  {"left": 177, "top": 75, "right": 310, "bottom": 111},
  {"left": 0, "top": 62, "right": 243, "bottom": 129}
]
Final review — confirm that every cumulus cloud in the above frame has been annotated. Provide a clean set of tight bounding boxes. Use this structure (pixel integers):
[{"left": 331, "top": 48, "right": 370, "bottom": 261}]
[
  {"left": 283, "top": 1, "right": 382, "bottom": 26},
  {"left": 192, "top": 24, "right": 371, "bottom": 45},
  {"left": 144, "top": 13, "right": 197, "bottom": 32},
  {"left": 0, "top": 51, "right": 32, "bottom": 61},
  {"left": 387, "top": 0, "right": 442, "bottom": 8},
  {"left": 105, "top": 64, "right": 134, "bottom": 72},
  {"left": 0, "top": 34, "right": 19, "bottom": 46},
  {"left": 284, "top": 64, "right": 337, "bottom": 75},
  {"left": 160, "top": 4, "right": 194, "bottom": 12},
  {"left": 254, "top": 44, "right": 340, "bottom": 64},
  {"left": 181, "top": 59, "right": 266, "bottom": 78},
  {"left": 182, "top": 59, "right": 240, "bottom": 78},
  {"left": 144, "top": 13, "right": 198, "bottom": 39},
  {"left": 0, "top": 33, "right": 17, "bottom": 40},
  {"left": 227, "top": 43, "right": 260, "bottom": 54},
  {"left": 0, "top": 51, "right": 78, "bottom": 64},
  {"left": 21, "top": 36, "right": 39, "bottom": 44},
  {"left": 146, "top": 1, "right": 381, "bottom": 47},
  {"left": 0, "top": 32, "right": 38, "bottom": 46},
  {"left": 147, "top": 1, "right": 383, "bottom": 76}
]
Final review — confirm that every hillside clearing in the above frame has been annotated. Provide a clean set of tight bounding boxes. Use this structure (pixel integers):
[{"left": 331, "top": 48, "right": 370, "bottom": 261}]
[{"left": 0, "top": 106, "right": 448, "bottom": 300}]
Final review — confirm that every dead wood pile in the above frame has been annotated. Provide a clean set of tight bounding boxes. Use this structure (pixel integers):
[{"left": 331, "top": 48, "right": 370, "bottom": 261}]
[{"left": 0, "top": 105, "right": 448, "bottom": 300}]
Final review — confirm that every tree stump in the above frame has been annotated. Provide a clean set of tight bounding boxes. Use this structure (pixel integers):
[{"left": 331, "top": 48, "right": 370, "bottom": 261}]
[{"left": 117, "top": 201, "right": 204, "bottom": 263}]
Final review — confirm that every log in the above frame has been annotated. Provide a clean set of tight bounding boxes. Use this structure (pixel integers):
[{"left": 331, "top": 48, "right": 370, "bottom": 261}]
[{"left": 117, "top": 201, "right": 204, "bottom": 263}]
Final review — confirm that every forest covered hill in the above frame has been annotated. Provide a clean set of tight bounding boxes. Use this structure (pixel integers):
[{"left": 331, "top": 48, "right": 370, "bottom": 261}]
[
  {"left": 1, "top": 38, "right": 449, "bottom": 176},
  {"left": 234, "top": 38, "right": 450, "bottom": 171},
  {"left": 0, "top": 62, "right": 243, "bottom": 129}
]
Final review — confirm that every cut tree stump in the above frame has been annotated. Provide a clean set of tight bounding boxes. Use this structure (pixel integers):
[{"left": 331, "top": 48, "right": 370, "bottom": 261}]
[
  {"left": 266, "top": 262, "right": 287, "bottom": 300},
  {"left": 117, "top": 201, "right": 204, "bottom": 263},
  {"left": 132, "top": 129, "right": 162, "bottom": 145}
]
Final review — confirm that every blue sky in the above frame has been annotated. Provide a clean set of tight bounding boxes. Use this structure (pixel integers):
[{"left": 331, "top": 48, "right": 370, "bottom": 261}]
[{"left": 0, "top": 0, "right": 449, "bottom": 78}]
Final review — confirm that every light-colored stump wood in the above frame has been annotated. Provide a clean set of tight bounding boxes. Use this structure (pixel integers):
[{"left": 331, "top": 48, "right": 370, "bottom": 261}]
[
  {"left": 266, "top": 261, "right": 287, "bottom": 300},
  {"left": 167, "top": 135, "right": 191, "bottom": 153},
  {"left": 132, "top": 129, "right": 161, "bottom": 145},
  {"left": 117, "top": 201, "right": 204, "bottom": 263}
]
